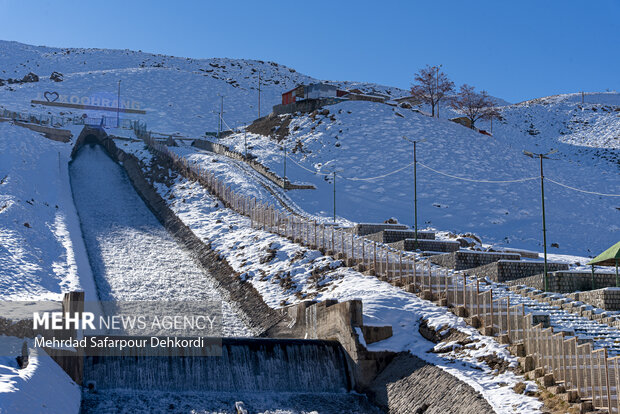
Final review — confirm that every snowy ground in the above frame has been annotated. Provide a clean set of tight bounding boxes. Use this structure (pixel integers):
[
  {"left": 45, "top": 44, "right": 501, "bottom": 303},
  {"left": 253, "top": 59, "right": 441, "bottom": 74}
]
[
  {"left": 0, "top": 122, "right": 96, "bottom": 301},
  {"left": 125, "top": 141, "right": 542, "bottom": 413},
  {"left": 0, "top": 40, "right": 405, "bottom": 137},
  {"left": 221, "top": 98, "right": 618, "bottom": 256},
  {"left": 0, "top": 338, "right": 80, "bottom": 414},
  {"left": 1, "top": 39, "right": 618, "bottom": 412}
]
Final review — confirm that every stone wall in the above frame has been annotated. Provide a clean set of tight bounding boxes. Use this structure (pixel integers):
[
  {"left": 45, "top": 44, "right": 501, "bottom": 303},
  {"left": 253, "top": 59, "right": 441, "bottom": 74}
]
[
  {"left": 367, "top": 353, "right": 493, "bottom": 414},
  {"left": 469, "top": 260, "right": 569, "bottom": 283},
  {"left": 568, "top": 288, "right": 620, "bottom": 311},
  {"left": 366, "top": 229, "right": 435, "bottom": 244},
  {"left": 392, "top": 238, "right": 461, "bottom": 253},
  {"left": 350, "top": 223, "right": 409, "bottom": 236},
  {"left": 507, "top": 271, "right": 618, "bottom": 293},
  {"left": 430, "top": 251, "right": 521, "bottom": 270}
]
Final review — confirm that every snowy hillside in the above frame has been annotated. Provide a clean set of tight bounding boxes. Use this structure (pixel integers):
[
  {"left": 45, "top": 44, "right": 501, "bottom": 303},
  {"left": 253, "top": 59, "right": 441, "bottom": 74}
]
[
  {"left": 0, "top": 39, "right": 617, "bottom": 257},
  {"left": 0, "top": 40, "right": 406, "bottom": 136},
  {"left": 222, "top": 99, "right": 618, "bottom": 256},
  {"left": 0, "top": 123, "right": 96, "bottom": 301}
]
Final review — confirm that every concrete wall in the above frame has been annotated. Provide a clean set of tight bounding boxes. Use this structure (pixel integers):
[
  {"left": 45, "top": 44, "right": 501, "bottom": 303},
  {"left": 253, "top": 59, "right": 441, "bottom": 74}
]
[
  {"left": 430, "top": 250, "right": 521, "bottom": 270},
  {"left": 267, "top": 299, "right": 394, "bottom": 391},
  {"left": 469, "top": 260, "right": 569, "bottom": 283},
  {"left": 366, "top": 229, "right": 435, "bottom": 244},
  {"left": 507, "top": 271, "right": 617, "bottom": 293},
  {"left": 192, "top": 139, "right": 315, "bottom": 190}
]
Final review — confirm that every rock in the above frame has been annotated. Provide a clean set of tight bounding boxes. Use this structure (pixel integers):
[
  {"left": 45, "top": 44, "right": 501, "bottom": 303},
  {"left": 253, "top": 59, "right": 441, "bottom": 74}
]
[
  {"left": 50, "top": 71, "right": 64, "bottom": 82},
  {"left": 21, "top": 72, "right": 39, "bottom": 83},
  {"left": 16, "top": 341, "right": 28, "bottom": 369}
]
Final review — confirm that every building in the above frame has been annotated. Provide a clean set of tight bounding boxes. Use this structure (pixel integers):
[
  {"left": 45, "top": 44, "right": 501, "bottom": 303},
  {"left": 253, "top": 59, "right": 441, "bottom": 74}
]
[{"left": 281, "top": 83, "right": 345, "bottom": 105}]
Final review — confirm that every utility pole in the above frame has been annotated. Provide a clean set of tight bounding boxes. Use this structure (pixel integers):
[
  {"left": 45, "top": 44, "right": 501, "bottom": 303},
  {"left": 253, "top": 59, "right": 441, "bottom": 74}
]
[
  {"left": 523, "top": 149, "right": 558, "bottom": 292},
  {"left": 244, "top": 129, "right": 248, "bottom": 159},
  {"left": 258, "top": 71, "right": 261, "bottom": 118},
  {"left": 333, "top": 171, "right": 336, "bottom": 223},
  {"left": 117, "top": 80, "right": 121, "bottom": 128},
  {"left": 217, "top": 95, "right": 224, "bottom": 138},
  {"left": 282, "top": 143, "right": 287, "bottom": 179},
  {"left": 581, "top": 91, "right": 584, "bottom": 104},
  {"left": 403, "top": 137, "right": 426, "bottom": 250}
]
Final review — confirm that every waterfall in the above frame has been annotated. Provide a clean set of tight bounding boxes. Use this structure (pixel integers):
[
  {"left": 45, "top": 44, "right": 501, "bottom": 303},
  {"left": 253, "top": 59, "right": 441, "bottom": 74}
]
[{"left": 83, "top": 338, "right": 351, "bottom": 393}]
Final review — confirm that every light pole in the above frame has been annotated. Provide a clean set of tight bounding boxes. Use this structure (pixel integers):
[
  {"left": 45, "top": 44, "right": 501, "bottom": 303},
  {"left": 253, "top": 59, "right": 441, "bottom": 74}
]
[
  {"left": 403, "top": 137, "right": 427, "bottom": 250},
  {"left": 117, "top": 80, "right": 121, "bottom": 128},
  {"left": 218, "top": 95, "right": 224, "bottom": 138},
  {"left": 523, "top": 148, "right": 558, "bottom": 292}
]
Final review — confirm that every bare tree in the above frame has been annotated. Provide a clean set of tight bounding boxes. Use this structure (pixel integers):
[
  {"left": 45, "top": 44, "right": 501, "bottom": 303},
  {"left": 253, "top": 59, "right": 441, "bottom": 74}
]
[
  {"left": 410, "top": 65, "right": 454, "bottom": 117},
  {"left": 451, "top": 84, "right": 497, "bottom": 130}
]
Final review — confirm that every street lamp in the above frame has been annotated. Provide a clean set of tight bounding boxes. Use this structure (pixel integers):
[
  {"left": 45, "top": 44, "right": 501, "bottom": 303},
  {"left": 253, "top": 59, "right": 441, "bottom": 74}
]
[
  {"left": 523, "top": 148, "right": 558, "bottom": 292},
  {"left": 403, "top": 137, "right": 427, "bottom": 250}
]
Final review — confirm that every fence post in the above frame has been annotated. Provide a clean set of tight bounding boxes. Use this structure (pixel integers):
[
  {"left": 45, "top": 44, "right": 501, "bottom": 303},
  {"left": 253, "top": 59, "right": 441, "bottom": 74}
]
[
  {"left": 605, "top": 348, "right": 611, "bottom": 412},
  {"left": 385, "top": 249, "right": 390, "bottom": 279},
  {"left": 462, "top": 274, "right": 467, "bottom": 309},
  {"left": 373, "top": 242, "right": 377, "bottom": 275},
  {"left": 506, "top": 297, "right": 511, "bottom": 340},
  {"left": 476, "top": 279, "right": 480, "bottom": 317}
]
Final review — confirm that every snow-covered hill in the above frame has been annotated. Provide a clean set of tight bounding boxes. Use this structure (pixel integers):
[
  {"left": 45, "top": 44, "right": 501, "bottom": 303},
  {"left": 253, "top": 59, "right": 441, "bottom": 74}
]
[
  {"left": 0, "top": 40, "right": 617, "bottom": 257},
  {"left": 0, "top": 40, "right": 406, "bottom": 135},
  {"left": 222, "top": 97, "right": 618, "bottom": 256}
]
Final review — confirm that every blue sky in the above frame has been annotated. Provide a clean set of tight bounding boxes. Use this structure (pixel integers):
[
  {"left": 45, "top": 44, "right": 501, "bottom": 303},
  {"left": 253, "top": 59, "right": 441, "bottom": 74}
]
[{"left": 0, "top": 0, "right": 618, "bottom": 103}]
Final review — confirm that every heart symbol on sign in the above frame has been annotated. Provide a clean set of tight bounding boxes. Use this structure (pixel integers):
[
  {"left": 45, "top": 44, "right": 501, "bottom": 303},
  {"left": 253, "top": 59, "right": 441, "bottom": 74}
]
[{"left": 44, "top": 91, "right": 59, "bottom": 102}]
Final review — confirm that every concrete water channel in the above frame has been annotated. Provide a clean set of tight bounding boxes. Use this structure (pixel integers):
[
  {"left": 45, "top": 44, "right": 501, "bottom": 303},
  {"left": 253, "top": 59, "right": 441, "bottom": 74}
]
[{"left": 69, "top": 140, "right": 377, "bottom": 413}]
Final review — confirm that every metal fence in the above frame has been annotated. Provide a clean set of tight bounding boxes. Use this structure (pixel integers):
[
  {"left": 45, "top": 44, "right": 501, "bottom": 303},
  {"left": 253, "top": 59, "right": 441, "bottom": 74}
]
[
  {"left": 133, "top": 122, "right": 619, "bottom": 413},
  {"left": 0, "top": 108, "right": 136, "bottom": 130}
]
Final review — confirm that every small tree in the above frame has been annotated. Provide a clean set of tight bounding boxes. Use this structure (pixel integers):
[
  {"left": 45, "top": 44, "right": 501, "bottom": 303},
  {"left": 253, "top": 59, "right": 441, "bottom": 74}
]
[
  {"left": 451, "top": 84, "right": 497, "bottom": 130},
  {"left": 410, "top": 65, "right": 454, "bottom": 117}
]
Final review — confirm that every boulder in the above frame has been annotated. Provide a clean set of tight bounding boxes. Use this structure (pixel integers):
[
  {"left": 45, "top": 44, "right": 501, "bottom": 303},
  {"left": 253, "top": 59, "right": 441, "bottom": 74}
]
[
  {"left": 50, "top": 71, "right": 64, "bottom": 82},
  {"left": 21, "top": 72, "right": 39, "bottom": 83}
]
